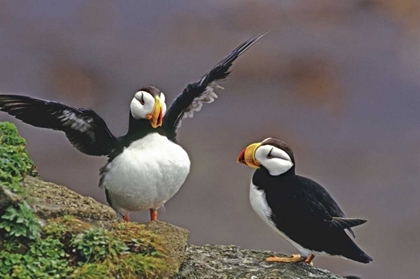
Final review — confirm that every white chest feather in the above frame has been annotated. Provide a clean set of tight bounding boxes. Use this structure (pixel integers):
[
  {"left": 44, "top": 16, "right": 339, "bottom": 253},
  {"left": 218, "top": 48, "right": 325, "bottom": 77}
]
[
  {"left": 249, "top": 181, "right": 313, "bottom": 257},
  {"left": 101, "top": 133, "right": 190, "bottom": 213}
]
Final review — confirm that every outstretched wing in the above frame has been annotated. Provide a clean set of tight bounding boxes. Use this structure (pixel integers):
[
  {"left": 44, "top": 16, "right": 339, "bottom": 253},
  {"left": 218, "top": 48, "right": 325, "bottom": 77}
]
[
  {"left": 0, "top": 95, "right": 123, "bottom": 158},
  {"left": 164, "top": 33, "right": 267, "bottom": 141}
]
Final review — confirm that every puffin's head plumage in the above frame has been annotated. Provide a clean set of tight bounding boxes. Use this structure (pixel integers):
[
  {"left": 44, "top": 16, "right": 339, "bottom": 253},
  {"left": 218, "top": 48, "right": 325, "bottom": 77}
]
[
  {"left": 130, "top": 86, "right": 167, "bottom": 128},
  {"left": 237, "top": 137, "right": 295, "bottom": 176}
]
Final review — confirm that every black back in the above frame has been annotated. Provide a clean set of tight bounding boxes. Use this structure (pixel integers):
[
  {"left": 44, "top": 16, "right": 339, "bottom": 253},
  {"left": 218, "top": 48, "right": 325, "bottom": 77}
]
[{"left": 253, "top": 168, "right": 372, "bottom": 263}]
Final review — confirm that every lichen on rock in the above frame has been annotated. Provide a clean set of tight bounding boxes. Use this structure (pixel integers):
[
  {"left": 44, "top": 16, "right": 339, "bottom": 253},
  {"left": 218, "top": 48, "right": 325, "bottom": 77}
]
[
  {"left": 22, "top": 176, "right": 117, "bottom": 221},
  {"left": 177, "top": 244, "right": 345, "bottom": 279}
]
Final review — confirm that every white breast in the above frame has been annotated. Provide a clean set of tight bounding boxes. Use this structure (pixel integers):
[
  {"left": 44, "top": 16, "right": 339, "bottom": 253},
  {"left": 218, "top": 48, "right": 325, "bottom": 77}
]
[
  {"left": 249, "top": 181, "right": 313, "bottom": 257},
  {"left": 101, "top": 133, "right": 190, "bottom": 215}
]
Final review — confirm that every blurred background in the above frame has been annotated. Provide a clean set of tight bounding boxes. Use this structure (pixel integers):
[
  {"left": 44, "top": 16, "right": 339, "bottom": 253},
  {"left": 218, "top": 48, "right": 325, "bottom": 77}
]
[{"left": 0, "top": 1, "right": 419, "bottom": 278}]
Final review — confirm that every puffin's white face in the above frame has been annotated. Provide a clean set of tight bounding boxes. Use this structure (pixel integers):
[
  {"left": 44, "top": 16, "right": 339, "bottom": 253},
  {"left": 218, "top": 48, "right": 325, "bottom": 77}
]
[
  {"left": 254, "top": 145, "right": 294, "bottom": 176},
  {"left": 130, "top": 91, "right": 167, "bottom": 128},
  {"left": 237, "top": 138, "right": 294, "bottom": 176}
]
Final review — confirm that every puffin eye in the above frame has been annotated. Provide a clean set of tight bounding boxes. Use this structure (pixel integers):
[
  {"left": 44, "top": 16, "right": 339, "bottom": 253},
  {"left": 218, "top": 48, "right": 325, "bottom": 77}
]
[
  {"left": 140, "top": 93, "right": 145, "bottom": 105},
  {"left": 267, "top": 148, "right": 274, "bottom": 159}
]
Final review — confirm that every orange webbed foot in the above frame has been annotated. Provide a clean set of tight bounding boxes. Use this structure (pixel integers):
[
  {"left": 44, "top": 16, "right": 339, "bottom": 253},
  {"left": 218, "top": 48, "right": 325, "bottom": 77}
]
[{"left": 265, "top": 254, "right": 304, "bottom": 263}]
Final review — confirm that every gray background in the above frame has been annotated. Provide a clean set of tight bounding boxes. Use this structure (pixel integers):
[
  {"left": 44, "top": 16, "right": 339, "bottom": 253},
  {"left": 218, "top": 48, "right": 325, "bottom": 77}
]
[{"left": 0, "top": 1, "right": 418, "bottom": 278}]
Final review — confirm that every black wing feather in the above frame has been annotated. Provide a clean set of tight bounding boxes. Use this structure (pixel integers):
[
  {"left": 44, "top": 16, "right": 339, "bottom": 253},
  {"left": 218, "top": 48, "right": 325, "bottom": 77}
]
[
  {"left": 164, "top": 33, "right": 267, "bottom": 141},
  {"left": 330, "top": 217, "right": 367, "bottom": 229},
  {"left": 293, "top": 176, "right": 364, "bottom": 238},
  {"left": 329, "top": 217, "right": 366, "bottom": 237},
  {"left": 261, "top": 174, "right": 364, "bottom": 238},
  {"left": 297, "top": 180, "right": 365, "bottom": 238},
  {"left": 288, "top": 176, "right": 361, "bottom": 238},
  {"left": 0, "top": 95, "right": 123, "bottom": 158}
]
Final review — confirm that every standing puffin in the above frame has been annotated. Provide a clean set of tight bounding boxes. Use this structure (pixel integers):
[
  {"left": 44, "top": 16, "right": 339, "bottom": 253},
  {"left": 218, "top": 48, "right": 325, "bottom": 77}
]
[
  {"left": 237, "top": 137, "right": 372, "bottom": 264},
  {"left": 0, "top": 34, "right": 264, "bottom": 222}
]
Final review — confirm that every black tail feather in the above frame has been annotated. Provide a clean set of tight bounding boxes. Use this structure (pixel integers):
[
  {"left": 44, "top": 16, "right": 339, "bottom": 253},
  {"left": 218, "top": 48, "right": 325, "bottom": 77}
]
[
  {"left": 339, "top": 234, "right": 373, "bottom": 264},
  {"left": 331, "top": 217, "right": 367, "bottom": 230}
]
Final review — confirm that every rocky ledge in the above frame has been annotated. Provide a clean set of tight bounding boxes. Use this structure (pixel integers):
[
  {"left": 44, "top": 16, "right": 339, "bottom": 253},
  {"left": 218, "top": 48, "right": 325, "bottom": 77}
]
[{"left": 0, "top": 121, "right": 347, "bottom": 278}]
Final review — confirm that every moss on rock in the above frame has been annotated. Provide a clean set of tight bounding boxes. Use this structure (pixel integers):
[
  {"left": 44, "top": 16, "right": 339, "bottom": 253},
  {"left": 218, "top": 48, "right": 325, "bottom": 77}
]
[
  {"left": 38, "top": 216, "right": 188, "bottom": 278},
  {"left": 0, "top": 121, "right": 37, "bottom": 195},
  {"left": 0, "top": 122, "right": 189, "bottom": 278}
]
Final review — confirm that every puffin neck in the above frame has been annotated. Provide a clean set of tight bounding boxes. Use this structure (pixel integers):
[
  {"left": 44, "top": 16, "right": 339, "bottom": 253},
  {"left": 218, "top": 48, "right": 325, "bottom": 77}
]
[
  {"left": 282, "top": 165, "right": 296, "bottom": 176},
  {"left": 253, "top": 166, "right": 296, "bottom": 189},
  {"left": 252, "top": 166, "right": 295, "bottom": 185},
  {"left": 261, "top": 164, "right": 296, "bottom": 177},
  {"left": 123, "top": 115, "right": 165, "bottom": 145}
]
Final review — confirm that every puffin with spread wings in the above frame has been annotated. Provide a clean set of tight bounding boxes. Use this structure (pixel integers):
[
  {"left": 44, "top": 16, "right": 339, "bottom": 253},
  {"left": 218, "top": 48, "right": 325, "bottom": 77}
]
[{"left": 0, "top": 34, "right": 265, "bottom": 222}]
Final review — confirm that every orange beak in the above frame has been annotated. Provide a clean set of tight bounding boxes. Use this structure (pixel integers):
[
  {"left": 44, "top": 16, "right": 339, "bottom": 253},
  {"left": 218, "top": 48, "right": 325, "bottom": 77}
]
[
  {"left": 237, "top": 142, "right": 262, "bottom": 169},
  {"left": 149, "top": 96, "right": 163, "bottom": 128}
]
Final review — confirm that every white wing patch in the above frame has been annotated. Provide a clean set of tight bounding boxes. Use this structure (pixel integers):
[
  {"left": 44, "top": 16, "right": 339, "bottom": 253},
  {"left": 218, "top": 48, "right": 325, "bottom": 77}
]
[{"left": 177, "top": 82, "right": 223, "bottom": 128}]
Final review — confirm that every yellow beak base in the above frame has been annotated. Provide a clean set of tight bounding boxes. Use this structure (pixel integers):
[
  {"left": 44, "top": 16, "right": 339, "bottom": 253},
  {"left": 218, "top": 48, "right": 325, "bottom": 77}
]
[
  {"left": 237, "top": 142, "right": 262, "bottom": 169},
  {"left": 150, "top": 96, "right": 163, "bottom": 128}
]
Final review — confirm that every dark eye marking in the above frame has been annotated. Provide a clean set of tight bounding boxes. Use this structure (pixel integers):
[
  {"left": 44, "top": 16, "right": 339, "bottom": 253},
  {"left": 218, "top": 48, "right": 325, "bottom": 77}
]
[
  {"left": 267, "top": 147, "right": 274, "bottom": 159},
  {"left": 140, "top": 92, "right": 145, "bottom": 105}
]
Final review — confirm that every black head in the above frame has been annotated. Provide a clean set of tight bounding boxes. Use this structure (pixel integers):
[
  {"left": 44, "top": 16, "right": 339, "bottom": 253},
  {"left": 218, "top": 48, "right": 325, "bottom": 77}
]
[{"left": 138, "top": 86, "right": 162, "bottom": 98}]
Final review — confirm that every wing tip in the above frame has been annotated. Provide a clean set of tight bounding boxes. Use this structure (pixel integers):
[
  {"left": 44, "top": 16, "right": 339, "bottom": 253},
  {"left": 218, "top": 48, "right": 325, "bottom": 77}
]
[
  {"left": 352, "top": 218, "right": 367, "bottom": 226},
  {"left": 252, "top": 31, "right": 270, "bottom": 43},
  {"left": 357, "top": 251, "right": 373, "bottom": 264},
  {"left": 205, "top": 32, "right": 267, "bottom": 82},
  {"left": 332, "top": 217, "right": 368, "bottom": 228},
  {"left": 235, "top": 31, "right": 269, "bottom": 57}
]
